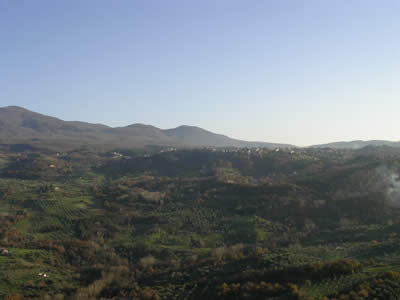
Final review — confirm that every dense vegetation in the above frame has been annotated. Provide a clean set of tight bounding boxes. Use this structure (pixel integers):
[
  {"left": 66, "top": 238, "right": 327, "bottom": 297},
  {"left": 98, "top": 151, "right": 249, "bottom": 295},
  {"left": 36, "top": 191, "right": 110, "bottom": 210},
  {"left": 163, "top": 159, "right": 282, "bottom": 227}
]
[{"left": 2, "top": 146, "right": 400, "bottom": 299}]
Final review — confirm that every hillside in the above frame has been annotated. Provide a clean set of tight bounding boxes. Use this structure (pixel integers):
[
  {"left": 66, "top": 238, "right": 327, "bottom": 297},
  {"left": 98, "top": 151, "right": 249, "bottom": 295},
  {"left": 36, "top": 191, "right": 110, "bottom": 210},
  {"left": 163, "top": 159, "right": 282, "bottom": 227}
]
[
  {"left": 2, "top": 147, "right": 400, "bottom": 299},
  {"left": 0, "top": 106, "right": 292, "bottom": 150},
  {"left": 163, "top": 125, "right": 289, "bottom": 148}
]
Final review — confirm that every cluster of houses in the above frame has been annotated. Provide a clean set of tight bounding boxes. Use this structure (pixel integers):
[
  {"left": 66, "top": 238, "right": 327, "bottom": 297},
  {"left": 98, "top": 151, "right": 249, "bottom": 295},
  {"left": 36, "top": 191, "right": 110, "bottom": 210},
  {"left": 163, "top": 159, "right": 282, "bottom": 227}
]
[
  {"left": 159, "top": 147, "right": 177, "bottom": 153},
  {"left": 206, "top": 147, "right": 298, "bottom": 154}
]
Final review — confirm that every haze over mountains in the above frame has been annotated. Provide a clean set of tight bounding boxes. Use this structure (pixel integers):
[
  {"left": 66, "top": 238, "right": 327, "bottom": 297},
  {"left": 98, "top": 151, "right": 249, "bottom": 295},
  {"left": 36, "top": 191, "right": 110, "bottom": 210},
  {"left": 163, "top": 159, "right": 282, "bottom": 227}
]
[
  {"left": 0, "top": 106, "right": 292, "bottom": 151},
  {"left": 311, "top": 140, "right": 400, "bottom": 149},
  {"left": 1, "top": 106, "right": 399, "bottom": 151}
]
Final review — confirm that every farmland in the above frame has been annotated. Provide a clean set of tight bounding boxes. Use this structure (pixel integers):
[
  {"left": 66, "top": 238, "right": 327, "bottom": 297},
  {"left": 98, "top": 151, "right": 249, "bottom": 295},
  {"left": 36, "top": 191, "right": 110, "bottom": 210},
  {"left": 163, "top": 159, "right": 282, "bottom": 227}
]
[{"left": 2, "top": 147, "right": 400, "bottom": 299}]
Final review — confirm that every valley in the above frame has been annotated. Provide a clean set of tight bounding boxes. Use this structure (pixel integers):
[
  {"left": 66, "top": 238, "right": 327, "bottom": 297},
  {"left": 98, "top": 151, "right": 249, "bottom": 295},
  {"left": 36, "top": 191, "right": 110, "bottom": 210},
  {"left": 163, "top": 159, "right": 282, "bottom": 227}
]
[{"left": 1, "top": 146, "right": 400, "bottom": 299}]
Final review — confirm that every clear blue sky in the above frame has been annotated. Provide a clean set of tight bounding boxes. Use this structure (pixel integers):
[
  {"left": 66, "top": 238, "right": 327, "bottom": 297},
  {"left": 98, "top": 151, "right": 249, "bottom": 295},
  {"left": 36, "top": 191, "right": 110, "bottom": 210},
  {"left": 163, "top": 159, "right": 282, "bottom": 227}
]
[{"left": 1, "top": 1, "right": 400, "bottom": 146}]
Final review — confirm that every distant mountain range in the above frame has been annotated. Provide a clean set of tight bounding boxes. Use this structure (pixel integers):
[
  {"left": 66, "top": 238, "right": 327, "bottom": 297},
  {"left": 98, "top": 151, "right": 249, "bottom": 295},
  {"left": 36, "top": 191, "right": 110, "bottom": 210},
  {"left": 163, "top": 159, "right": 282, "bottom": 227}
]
[
  {"left": 0, "top": 106, "right": 293, "bottom": 151},
  {"left": 311, "top": 140, "right": 400, "bottom": 149},
  {"left": 1, "top": 106, "right": 399, "bottom": 151}
]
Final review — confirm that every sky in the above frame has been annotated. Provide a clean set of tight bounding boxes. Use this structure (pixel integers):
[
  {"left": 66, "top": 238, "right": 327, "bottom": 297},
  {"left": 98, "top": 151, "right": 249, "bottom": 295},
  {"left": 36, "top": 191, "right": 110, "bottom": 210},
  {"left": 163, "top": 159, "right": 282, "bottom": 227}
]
[{"left": 1, "top": 0, "right": 400, "bottom": 146}]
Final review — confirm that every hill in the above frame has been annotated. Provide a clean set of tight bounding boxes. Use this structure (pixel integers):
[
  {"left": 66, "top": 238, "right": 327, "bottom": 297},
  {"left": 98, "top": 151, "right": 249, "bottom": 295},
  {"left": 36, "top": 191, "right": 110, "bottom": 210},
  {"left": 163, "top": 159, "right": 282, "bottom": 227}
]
[
  {"left": 163, "top": 125, "right": 288, "bottom": 148},
  {"left": 0, "top": 106, "right": 293, "bottom": 150},
  {"left": 311, "top": 140, "right": 400, "bottom": 149}
]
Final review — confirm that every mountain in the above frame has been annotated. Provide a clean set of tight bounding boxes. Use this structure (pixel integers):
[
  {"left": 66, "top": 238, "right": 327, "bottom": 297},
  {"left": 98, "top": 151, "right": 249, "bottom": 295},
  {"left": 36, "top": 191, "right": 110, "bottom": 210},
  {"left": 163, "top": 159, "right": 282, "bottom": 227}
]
[
  {"left": 163, "top": 125, "right": 289, "bottom": 148},
  {"left": 0, "top": 106, "right": 110, "bottom": 138},
  {"left": 311, "top": 140, "right": 400, "bottom": 150},
  {"left": 0, "top": 106, "right": 293, "bottom": 151}
]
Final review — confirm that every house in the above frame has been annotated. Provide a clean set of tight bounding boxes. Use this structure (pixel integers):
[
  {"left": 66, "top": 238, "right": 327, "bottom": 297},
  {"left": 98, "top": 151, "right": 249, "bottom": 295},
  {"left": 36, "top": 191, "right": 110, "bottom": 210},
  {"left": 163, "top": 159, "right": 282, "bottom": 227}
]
[{"left": 0, "top": 248, "right": 9, "bottom": 256}]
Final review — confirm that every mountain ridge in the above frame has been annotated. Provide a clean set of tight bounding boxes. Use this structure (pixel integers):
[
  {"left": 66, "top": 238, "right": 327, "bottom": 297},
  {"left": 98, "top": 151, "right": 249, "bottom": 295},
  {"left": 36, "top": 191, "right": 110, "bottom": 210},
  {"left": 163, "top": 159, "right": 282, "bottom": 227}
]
[
  {"left": 310, "top": 140, "right": 400, "bottom": 149},
  {"left": 3, "top": 106, "right": 400, "bottom": 151},
  {"left": 0, "top": 106, "right": 293, "bottom": 151}
]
